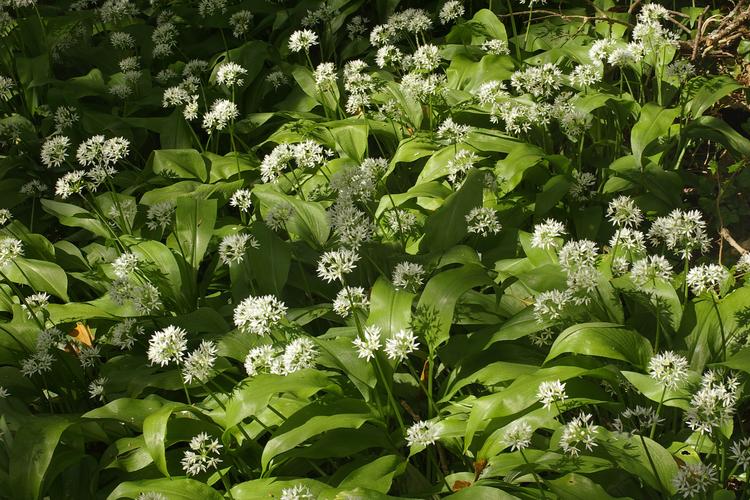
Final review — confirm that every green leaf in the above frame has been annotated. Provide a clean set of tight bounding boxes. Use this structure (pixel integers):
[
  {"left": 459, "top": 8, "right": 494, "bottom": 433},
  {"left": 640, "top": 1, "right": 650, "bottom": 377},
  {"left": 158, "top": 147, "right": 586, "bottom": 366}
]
[
  {"left": 174, "top": 197, "right": 217, "bottom": 269},
  {"left": 148, "top": 149, "right": 208, "bottom": 182},
  {"left": 630, "top": 104, "right": 679, "bottom": 167},
  {"left": 247, "top": 222, "right": 291, "bottom": 296},
  {"left": 261, "top": 398, "right": 373, "bottom": 471},
  {"left": 447, "top": 485, "right": 520, "bottom": 499},
  {"left": 683, "top": 116, "right": 750, "bottom": 159},
  {"left": 142, "top": 403, "right": 189, "bottom": 477},
  {"left": 547, "top": 473, "right": 623, "bottom": 500},
  {"left": 600, "top": 430, "right": 678, "bottom": 495},
  {"left": 417, "top": 264, "right": 493, "bottom": 347},
  {"left": 719, "top": 346, "right": 750, "bottom": 374},
  {"left": 546, "top": 322, "right": 653, "bottom": 368},
  {"left": 4, "top": 257, "right": 69, "bottom": 301},
  {"left": 10, "top": 416, "right": 76, "bottom": 500},
  {"left": 494, "top": 143, "right": 545, "bottom": 193},
  {"left": 107, "top": 478, "right": 224, "bottom": 500},
  {"left": 337, "top": 455, "right": 404, "bottom": 493},
  {"left": 621, "top": 371, "right": 693, "bottom": 410},
  {"left": 40, "top": 199, "right": 110, "bottom": 238},
  {"left": 420, "top": 169, "right": 484, "bottom": 252},
  {"left": 327, "top": 120, "right": 368, "bottom": 162},
  {"left": 688, "top": 76, "right": 742, "bottom": 118},
  {"left": 367, "top": 277, "right": 415, "bottom": 339},
  {"left": 253, "top": 184, "right": 330, "bottom": 248},
  {"left": 83, "top": 397, "right": 166, "bottom": 429}
]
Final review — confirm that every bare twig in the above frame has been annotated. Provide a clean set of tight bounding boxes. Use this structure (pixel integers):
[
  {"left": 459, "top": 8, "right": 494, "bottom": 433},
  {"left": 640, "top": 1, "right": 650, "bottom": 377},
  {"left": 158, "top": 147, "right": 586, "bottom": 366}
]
[
  {"left": 720, "top": 228, "right": 749, "bottom": 255},
  {"left": 494, "top": 9, "right": 634, "bottom": 29}
]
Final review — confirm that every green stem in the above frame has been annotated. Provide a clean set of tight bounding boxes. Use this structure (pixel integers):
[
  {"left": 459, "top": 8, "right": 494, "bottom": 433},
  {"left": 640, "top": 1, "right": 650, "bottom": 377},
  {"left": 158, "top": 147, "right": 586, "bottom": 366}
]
[
  {"left": 649, "top": 386, "right": 666, "bottom": 440},
  {"left": 520, "top": 448, "right": 546, "bottom": 498}
]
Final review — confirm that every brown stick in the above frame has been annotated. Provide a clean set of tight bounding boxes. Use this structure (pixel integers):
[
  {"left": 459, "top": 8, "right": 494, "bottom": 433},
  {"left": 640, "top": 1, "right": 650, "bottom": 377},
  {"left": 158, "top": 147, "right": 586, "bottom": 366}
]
[{"left": 720, "top": 228, "right": 749, "bottom": 255}]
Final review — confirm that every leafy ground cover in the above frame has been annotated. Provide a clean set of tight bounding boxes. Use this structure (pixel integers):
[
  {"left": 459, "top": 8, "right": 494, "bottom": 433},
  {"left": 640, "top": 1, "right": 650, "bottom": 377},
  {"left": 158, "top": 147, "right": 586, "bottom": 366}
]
[{"left": 1, "top": 0, "right": 750, "bottom": 498}]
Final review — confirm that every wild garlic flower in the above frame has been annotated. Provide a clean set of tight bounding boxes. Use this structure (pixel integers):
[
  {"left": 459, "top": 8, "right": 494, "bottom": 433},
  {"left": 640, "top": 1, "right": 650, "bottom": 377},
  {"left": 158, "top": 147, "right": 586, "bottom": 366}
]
[
  {"left": 22, "top": 292, "right": 50, "bottom": 319},
  {"left": 147, "top": 325, "right": 188, "bottom": 367},
  {"left": 475, "top": 80, "right": 509, "bottom": 106},
  {"left": 198, "top": 0, "right": 226, "bottom": 17},
  {"left": 332, "top": 286, "right": 369, "bottom": 318},
  {"left": 533, "top": 289, "right": 571, "bottom": 323},
  {"left": 317, "top": 248, "right": 359, "bottom": 283},
  {"left": 612, "top": 405, "right": 662, "bottom": 436},
  {"left": 392, "top": 262, "right": 426, "bottom": 292},
  {"left": 569, "top": 171, "right": 597, "bottom": 200},
  {"left": 146, "top": 201, "right": 176, "bottom": 231},
  {"left": 0, "top": 386, "right": 8, "bottom": 398},
  {"left": 136, "top": 493, "right": 167, "bottom": 500},
  {"left": 730, "top": 437, "right": 750, "bottom": 472},
  {"left": 40, "top": 136, "right": 70, "bottom": 168},
  {"left": 230, "top": 10, "right": 253, "bottom": 38},
  {"left": 410, "top": 44, "right": 441, "bottom": 73},
  {"left": 610, "top": 228, "right": 646, "bottom": 255},
  {"left": 511, "top": 63, "right": 563, "bottom": 99},
  {"left": 181, "top": 432, "right": 222, "bottom": 476},
  {"left": 233, "top": 294, "right": 287, "bottom": 336},
  {"left": 672, "top": 462, "right": 717, "bottom": 499},
  {"left": 79, "top": 345, "right": 101, "bottom": 369},
  {"left": 280, "top": 337, "right": 318, "bottom": 374},
  {"left": 685, "top": 370, "right": 739, "bottom": 435},
  {"left": 375, "top": 45, "right": 403, "bottom": 69},
  {"left": 229, "top": 188, "right": 253, "bottom": 212},
  {"left": 346, "top": 15, "right": 368, "bottom": 39},
  {"left": 648, "top": 351, "right": 689, "bottom": 390},
  {"left": 182, "top": 340, "right": 218, "bottom": 384},
  {"left": 482, "top": 39, "right": 510, "bottom": 55},
  {"left": 266, "top": 71, "right": 289, "bottom": 90},
  {"left": 88, "top": 376, "right": 107, "bottom": 401},
  {"left": 216, "top": 62, "right": 247, "bottom": 87},
  {"left": 665, "top": 60, "right": 695, "bottom": 82},
  {"left": 735, "top": 253, "right": 750, "bottom": 275},
  {"left": 686, "top": 264, "right": 728, "bottom": 296},
  {"left": 280, "top": 485, "right": 316, "bottom": 500},
  {"left": 406, "top": 420, "right": 437, "bottom": 447},
  {"left": 560, "top": 413, "right": 599, "bottom": 456},
  {"left": 630, "top": 255, "right": 673, "bottom": 287},
  {"left": 152, "top": 22, "right": 178, "bottom": 58},
  {"left": 20, "top": 352, "right": 54, "bottom": 377},
  {"left": 439, "top": 1, "right": 464, "bottom": 24},
  {"left": 202, "top": 99, "right": 239, "bottom": 131},
  {"left": 570, "top": 64, "right": 602, "bottom": 87},
  {"left": 384, "top": 328, "right": 419, "bottom": 362},
  {"left": 0, "top": 208, "right": 10, "bottom": 226},
  {"left": 110, "top": 32, "right": 135, "bottom": 49},
  {"left": 20, "top": 180, "right": 48, "bottom": 197},
  {"left": 437, "top": 117, "right": 471, "bottom": 144},
  {"left": 289, "top": 29, "right": 318, "bottom": 53},
  {"left": 244, "top": 345, "right": 279, "bottom": 377},
  {"left": 648, "top": 209, "right": 711, "bottom": 260},
  {"left": 382, "top": 208, "right": 418, "bottom": 239},
  {"left": 608, "top": 43, "right": 644, "bottom": 66},
  {"left": 531, "top": 219, "right": 566, "bottom": 250},
  {"left": 76, "top": 135, "right": 130, "bottom": 169},
  {"left": 265, "top": 203, "right": 293, "bottom": 231},
  {"left": 0, "top": 236, "right": 23, "bottom": 267},
  {"left": 108, "top": 319, "right": 143, "bottom": 350},
  {"left": 466, "top": 207, "right": 501, "bottom": 236},
  {"left": 53, "top": 106, "right": 79, "bottom": 134},
  {"left": 559, "top": 240, "right": 598, "bottom": 272},
  {"left": 112, "top": 252, "right": 139, "bottom": 279},
  {"left": 607, "top": 195, "right": 643, "bottom": 228},
  {"left": 353, "top": 325, "right": 382, "bottom": 361},
  {"left": 537, "top": 380, "right": 567, "bottom": 410},
  {"left": 218, "top": 233, "right": 259, "bottom": 265},
  {"left": 313, "top": 62, "right": 337, "bottom": 89},
  {"left": 504, "top": 420, "right": 533, "bottom": 451},
  {"left": 447, "top": 149, "right": 479, "bottom": 187}
]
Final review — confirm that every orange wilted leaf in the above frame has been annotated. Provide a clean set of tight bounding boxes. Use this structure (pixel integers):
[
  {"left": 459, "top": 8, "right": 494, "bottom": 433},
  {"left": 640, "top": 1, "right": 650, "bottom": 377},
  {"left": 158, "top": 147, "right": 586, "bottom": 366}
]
[
  {"left": 69, "top": 322, "right": 94, "bottom": 348},
  {"left": 451, "top": 480, "right": 472, "bottom": 492},
  {"left": 420, "top": 360, "right": 429, "bottom": 383}
]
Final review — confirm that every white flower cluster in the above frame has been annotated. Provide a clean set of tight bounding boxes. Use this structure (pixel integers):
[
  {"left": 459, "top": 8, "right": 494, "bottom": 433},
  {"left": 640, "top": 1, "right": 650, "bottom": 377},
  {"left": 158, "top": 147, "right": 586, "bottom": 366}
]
[
  {"left": 181, "top": 432, "right": 222, "bottom": 476},
  {"left": 405, "top": 420, "right": 437, "bottom": 447},
  {"left": 244, "top": 337, "right": 318, "bottom": 376},
  {"left": 369, "top": 9, "right": 432, "bottom": 47},
  {"left": 648, "top": 351, "right": 689, "bottom": 391},
  {"left": 218, "top": 233, "right": 259, "bottom": 265},
  {"left": 202, "top": 99, "right": 239, "bottom": 131},
  {"left": 560, "top": 412, "right": 599, "bottom": 456},
  {"left": 685, "top": 370, "right": 739, "bottom": 435},
  {"left": 260, "top": 140, "right": 332, "bottom": 183},
  {"left": 234, "top": 294, "right": 287, "bottom": 336},
  {"left": 333, "top": 286, "right": 369, "bottom": 318}
]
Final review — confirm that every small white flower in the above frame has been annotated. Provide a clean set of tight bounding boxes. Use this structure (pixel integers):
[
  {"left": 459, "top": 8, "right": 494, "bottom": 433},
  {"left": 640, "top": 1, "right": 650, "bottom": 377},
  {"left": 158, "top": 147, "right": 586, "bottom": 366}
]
[
  {"left": 607, "top": 195, "right": 643, "bottom": 228},
  {"left": 353, "top": 325, "right": 382, "bottom": 361},
  {"left": 216, "top": 62, "right": 247, "bottom": 87},
  {"left": 79, "top": 345, "right": 101, "bottom": 369},
  {"left": 630, "top": 255, "right": 673, "bottom": 287},
  {"left": 280, "top": 484, "right": 315, "bottom": 500},
  {"left": 0, "top": 237, "right": 23, "bottom": 268},
  {"left": 466, "top": 207, "right": 501, "bottom": 236},
  {"left": 648, "top": 351, "right": 689, "bottom": 391},
  {"left": 672, "top": 462, "right": 717, "bottom": 498},
  {"left": 735, "top": 253, "right": 750, "bottom": 275},
  {"left": 537, "top": 380, "right": 567, "bottom": 410},
  {"left": 317, "top": 248, "right": 359, "bottom": 283},
  {"left": 182, "top": 340, "right": 218, "bottom": 384},
  {"left": 392, "top": 262, "right": 426, "bottom": 292},
  {"left": 244, "top": 344, "right": 279, "bottom": 377},
  {"left": 560, "top": 413, "right": 599, "bottom": 456},
  {"left": 533, "top": 289, "right": 571, "bottom": 323},
  {"left": 280, "top": 337, "right": 318, "bottom": 374},
  {"left": 218, "top": 233, "right": 259, "bottom": 265},
  {"left": 313, "top": 62, "right": 337, "bottom": 88},
  {"left": 531, "top": 219, "right": 566, "bottom": 250},
  {"left": 686, "top": 264, "right": 728, "bottom": 296},
  {"left": 88, "top": 376, "right": 107, "bottom": 401},
  {"left": 437, "top": 117, "right": 471, "bottom": 144},
  {"left": 181, "top": 432, "right": 222, "bottom": 476},
  {"left": 229, "top": 188, "right": 253, "bottom": 212},
  {"left": 406, "top": 420, "right": 437, "bottom": 448},
  {"left": 504, "top": 420, "right": 533, "bottom": 451},
  {"left": 481, "top": 39, "right": 509, "bottom": 55},
  {"left": 730, "top": 437, "right": 750, "bottom": 472},
  {"left": 332, "top": 286, "right": 369, "bottom": 318},
  {"left": 384, "top": 328, "right": 419, "bottom": 362},
  {"left": 230, "top": 10, "right": 254, "bottom": 38},
  {"left": 233, "top": 295, "right": 287, "bottom": 336},
  {"left": 147, "top": 325, "right": 188, "bottom": 367},
  {"left": 289, "top": 29, "right": 318, "bottom": 53},
  {"left": 202, "top": 99, "right": 239, "bottom": 131},
  {"left": 112, "top": 252, "right": 139, "bottom": 279},
  {"left": 40, "top": 136, "right": 70, "bottom": 168},
  {"left": 146, "top": 201, "right": 176, "bottom": 231}
]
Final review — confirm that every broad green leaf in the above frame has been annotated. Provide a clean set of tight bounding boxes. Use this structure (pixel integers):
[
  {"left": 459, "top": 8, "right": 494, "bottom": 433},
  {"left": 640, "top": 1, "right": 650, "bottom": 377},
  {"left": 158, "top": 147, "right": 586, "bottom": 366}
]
[
  {"left": 547, "top": 473, "right": 623, "bottom": 500},
  {"left": 600, "top": 430, "right": 678, "bottom": 495},
  {"left": 174, "top": 197, "right": 217, "bottom": 269},
  {"left": 326, "top": 120, "right": 368, "bottom": 162},
  {"left": 148, "top": 149, "right": 208, "bottom": 182},
  {"left": 142, "top": 402, "right": 189, "bottom": 477},
  {"left": 4, "top": 257, "right": 69, "bottom": 301},
  {"left": 230, "top": 479, "right": 329, "bottom": 499},
  {"left": 419, "top": 169, "right": 484, "bottom": 252},
  {"left": 247, "top": 222, "right": 291, "bottom": 296},
  {"left": 337, "top": 455, "right": 404, "bottom": 493},
  {"left": 719, "top": 347, "right": 750, "bottom": 374},
  {"left": 448, "top": 485, "right": 520, "bottom": 499},
  {"left": 546, "top": 322, "right": 652, "bottom": 368},
  {"left": 417, "top": 263, "right": 493, "bottom": 346},
  {"left": 683, "top": 116, "right": 750, "bottom": 159},
  {"left": 621, "top": 371, "right": 694, "bottom": 410},
  {"left": 630, "top": 104, "right": 679, "bottom": 167},
  {"left": 40, "top": 199, "right": 110, "bottom": 238},
  {"left": 688, "top": 76, "right": 742, "bottom": 118},
  {"left": 107, "top": 478, "right": 223, "bottom": 500},
  {"left": 83, "top": 397, "right": 166, "bottom": 429},
  {"left": 253, "top": 184, "right": 330, "bottom": 248},
  {"left": 261, "top": 398, "right": 374, "bottom": 471},
  {"left": 494, "top": 143, "right": 545, "bottom": 193},
  {"left": 10, "top": 416, "right": 76, "bottom": 500},
  {"left": 367, "top": 277, "right": 415, "bottom": 339}
]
